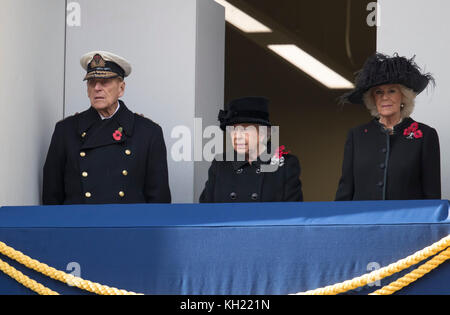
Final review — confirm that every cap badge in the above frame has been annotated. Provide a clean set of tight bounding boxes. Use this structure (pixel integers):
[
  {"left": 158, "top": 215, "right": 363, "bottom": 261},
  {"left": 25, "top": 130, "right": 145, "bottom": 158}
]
[{"left": 90, "top": 54, "right": 106, "bottom": 69}]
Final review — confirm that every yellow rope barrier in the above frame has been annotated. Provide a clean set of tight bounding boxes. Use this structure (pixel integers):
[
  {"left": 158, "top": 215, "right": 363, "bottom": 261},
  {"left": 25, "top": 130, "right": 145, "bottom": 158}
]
[
  {"left": 292, "top": 234, "right": 450, "bottom": 295},
  {"left": 0, "top": 241, "right": 142, "bottom": 295},
  {"left": 370, "top": 247, "right": 450, "bottom": 295},
  {"left": 1, "top": 234, "right": 449, "bottom": 295},
  {"left": 0, "top": 258, "right": 59, "bottom": 295}
]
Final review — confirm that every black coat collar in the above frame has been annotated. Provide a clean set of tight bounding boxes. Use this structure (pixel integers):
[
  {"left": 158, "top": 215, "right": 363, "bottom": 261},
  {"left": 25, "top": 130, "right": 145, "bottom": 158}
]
[
  {"left": 230, "top": 151, "right": 273, "bottom": 170},
  {"left": 372, "top": 117, "right": 414, "bottom": 134},
  {"left": 76, "top": 105, "right": 101, "bottom": 136},
  {"left": 113, "top": 100, "right": 135, "bottom": 137},
  {"left": 77, "top": 100, "right": 135, "bottom": 149}
]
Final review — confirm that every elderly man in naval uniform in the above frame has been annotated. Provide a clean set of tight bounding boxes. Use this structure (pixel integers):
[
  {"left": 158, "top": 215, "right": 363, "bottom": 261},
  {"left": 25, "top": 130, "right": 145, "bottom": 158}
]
[{"left": 43, "top": 51, "right": 171, "bottom": 204}]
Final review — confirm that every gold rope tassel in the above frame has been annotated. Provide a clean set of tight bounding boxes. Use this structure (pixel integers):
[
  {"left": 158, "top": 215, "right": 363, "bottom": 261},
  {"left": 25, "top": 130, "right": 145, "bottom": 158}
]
[
  {"left": 0, "top": 258, "right": 59, "bottom": 295},
  {"left": 292, "top": 234, "right": 450, "bottom": 295},
  {"left": 0, "top": 241, "right": 142, "bottom": 295}
]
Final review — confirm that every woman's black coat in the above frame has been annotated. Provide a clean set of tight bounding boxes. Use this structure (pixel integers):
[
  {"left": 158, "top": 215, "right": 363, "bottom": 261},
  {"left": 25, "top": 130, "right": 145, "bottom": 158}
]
[
  {"left": 335, "top": 117, "right": 441, "bottom": 201},
  {"left": 199, "top": 154, "right": 303, "bottom": 203}
]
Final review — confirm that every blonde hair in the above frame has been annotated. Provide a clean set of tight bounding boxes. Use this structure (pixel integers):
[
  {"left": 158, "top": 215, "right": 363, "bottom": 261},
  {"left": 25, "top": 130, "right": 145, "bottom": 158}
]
[{"left": 362, "top": 84, "right": 416, "bottom": 119}]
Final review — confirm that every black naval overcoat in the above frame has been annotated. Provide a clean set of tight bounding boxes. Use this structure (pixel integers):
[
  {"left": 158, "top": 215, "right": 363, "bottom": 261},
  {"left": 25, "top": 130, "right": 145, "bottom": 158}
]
[
  {"left": 199, "top": 154, "right": 303, "bottom": 203},
  {"left": 335, "top": 117, "right": 441, "bottom": 201},
  {"left": 43, "top": 100, "right": 171, "bottom": 205}
]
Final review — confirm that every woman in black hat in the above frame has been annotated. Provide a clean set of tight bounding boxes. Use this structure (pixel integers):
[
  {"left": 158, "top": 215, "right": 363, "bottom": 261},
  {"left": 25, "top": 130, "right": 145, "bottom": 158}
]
[
  {"left": 335, "top": 53, "right": 441, "bottom": 201},
  {"left": 199, "top": 97, "right": 303, "bottom": 203}
]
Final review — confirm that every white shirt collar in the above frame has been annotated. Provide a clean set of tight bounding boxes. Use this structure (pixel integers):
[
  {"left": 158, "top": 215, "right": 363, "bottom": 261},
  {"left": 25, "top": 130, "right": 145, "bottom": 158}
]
[{"left": 99, "top": 102, "right": 120, "bottom": 120}]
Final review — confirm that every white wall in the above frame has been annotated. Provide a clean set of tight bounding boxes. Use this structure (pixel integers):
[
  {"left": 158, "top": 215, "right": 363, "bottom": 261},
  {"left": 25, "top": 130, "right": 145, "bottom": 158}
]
[
  {"left": 0, "top": 0, "right": 65, "bottom": 206},
  {"left": 194, "top": 1, "right": 225, "bottom": 202},
  {"left": 378, "top": 0, "right": 450, "bottom": 199}
]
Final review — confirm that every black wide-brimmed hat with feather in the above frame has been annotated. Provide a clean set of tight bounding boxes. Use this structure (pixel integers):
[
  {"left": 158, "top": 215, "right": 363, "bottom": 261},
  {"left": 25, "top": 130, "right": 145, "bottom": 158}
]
[
  {"left": 341, "top": 53, "right": 434, "bottom": 104},
  {"left": 218, "top": 97, "right": 271, "bottom": 131}
]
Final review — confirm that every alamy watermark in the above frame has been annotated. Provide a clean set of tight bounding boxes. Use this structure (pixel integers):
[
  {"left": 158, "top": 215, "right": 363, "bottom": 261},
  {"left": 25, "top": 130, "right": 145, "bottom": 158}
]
[
  {"left": 366, "top": 2, "right": 380, "bottom": 27},
  {"left": 66, "top": 262, "right": 81, "bottom": 287},
  {"left": 67, "top": 2, "right": 81, "bottom": 27},
  {"left": 367, "top": 262, "right": 382, "bottom": 287}
]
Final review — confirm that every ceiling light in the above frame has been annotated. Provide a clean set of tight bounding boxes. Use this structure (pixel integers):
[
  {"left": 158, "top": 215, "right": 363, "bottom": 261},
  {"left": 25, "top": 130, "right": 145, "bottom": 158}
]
[
  {"left": 268, "top": 44, "right": 354, "bottom": 89},
  {"left": 215, "top": 0, "right": 272, "bottom": 33}
]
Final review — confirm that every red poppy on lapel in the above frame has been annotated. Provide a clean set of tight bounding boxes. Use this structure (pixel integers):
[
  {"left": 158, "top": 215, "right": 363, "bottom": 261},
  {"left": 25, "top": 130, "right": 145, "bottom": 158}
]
[
  {"left": 275, "top": 145, "right": 290, "bottom": 158},
  {"left": 271, "top": 145, "right": 290, "bottom": 167},
  {"left": 414, "top": 130, "right": 423, "bottom": 139},
  {"left": 404, "top": 122, "right": 423, "bottom": 139},
  {"left": 113, "top": 127, "right": 123, "bottom": 141}
]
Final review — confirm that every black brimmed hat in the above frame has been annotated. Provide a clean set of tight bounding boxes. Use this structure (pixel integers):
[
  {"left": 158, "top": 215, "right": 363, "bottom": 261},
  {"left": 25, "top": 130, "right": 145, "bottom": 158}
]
[
  {"left": 80, "top": 51, "right": 132, "bottom": 81},
  {"left": 341, "top": 53, "right": 434, "bottom": 104},
  {"left": 218, "top": 97, "right": 271, "bottom": 131}
]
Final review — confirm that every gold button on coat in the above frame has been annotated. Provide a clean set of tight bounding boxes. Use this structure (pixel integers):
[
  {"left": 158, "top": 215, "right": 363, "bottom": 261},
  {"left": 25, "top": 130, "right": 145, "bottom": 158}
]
[
  {"left": 119, "top": 191, "right": 125, "bottom": 197},
  {"left": 80, "top": 152, "right": 86, "bottom": 157},
  {"left": 122, "top": 170, "right": 128, "bottom": 176},
  {"left": 82, "top": 172, "right": 88, "bottom": 177},
  {"left": 125, "top": 150, "right": 131, "bottom": 156},
  {"left": 81, "top": 132, "right": 87, "bottom": 138},
  {"left": 85, "top": 192, "right": 92, "bottom": 198}
]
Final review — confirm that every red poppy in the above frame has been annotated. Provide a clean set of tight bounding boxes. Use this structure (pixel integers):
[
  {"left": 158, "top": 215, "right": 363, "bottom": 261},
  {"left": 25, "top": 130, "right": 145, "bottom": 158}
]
[
  {"left": 404, "top": 122, "right": 419, "bottom": 136},
  {"left": 276, "top": 145, "right": 290, "bottom": 158},
  {"left": 410, "top": 122, "right": 419, "bottom": 132},
  {"left": 414, "top": 130, "right": 423, "bottom": 139},
  {"left": 403, "top": 128, "right": 410, "bottom": 136},
  {"left": 113, "top": 130, "right": 122, "bottom": 141}
]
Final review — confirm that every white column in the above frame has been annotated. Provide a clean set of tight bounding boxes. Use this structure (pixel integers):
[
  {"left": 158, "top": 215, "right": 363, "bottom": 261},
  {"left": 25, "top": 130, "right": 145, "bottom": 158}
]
[
  {"left": 0, "top": 0, "right": 65, "bottom": 206},
  {"left": 377, "top": 0, "right": 450, "bottom": 199},
  {"left": 194, "top": 0, "right": 225, "bottom": 202}
]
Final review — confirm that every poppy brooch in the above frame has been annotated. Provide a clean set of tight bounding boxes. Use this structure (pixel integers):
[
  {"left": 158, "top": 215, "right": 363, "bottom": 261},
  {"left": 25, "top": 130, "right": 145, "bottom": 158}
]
[
  {"left": 113, "top": 127, "right": 123, "bottom": 141},
  {"left": 270, "top": 145, "right": 290, "bottom": 167},
  {"left": 403, "top": 122, "right": 423, "bottom": 139}
]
